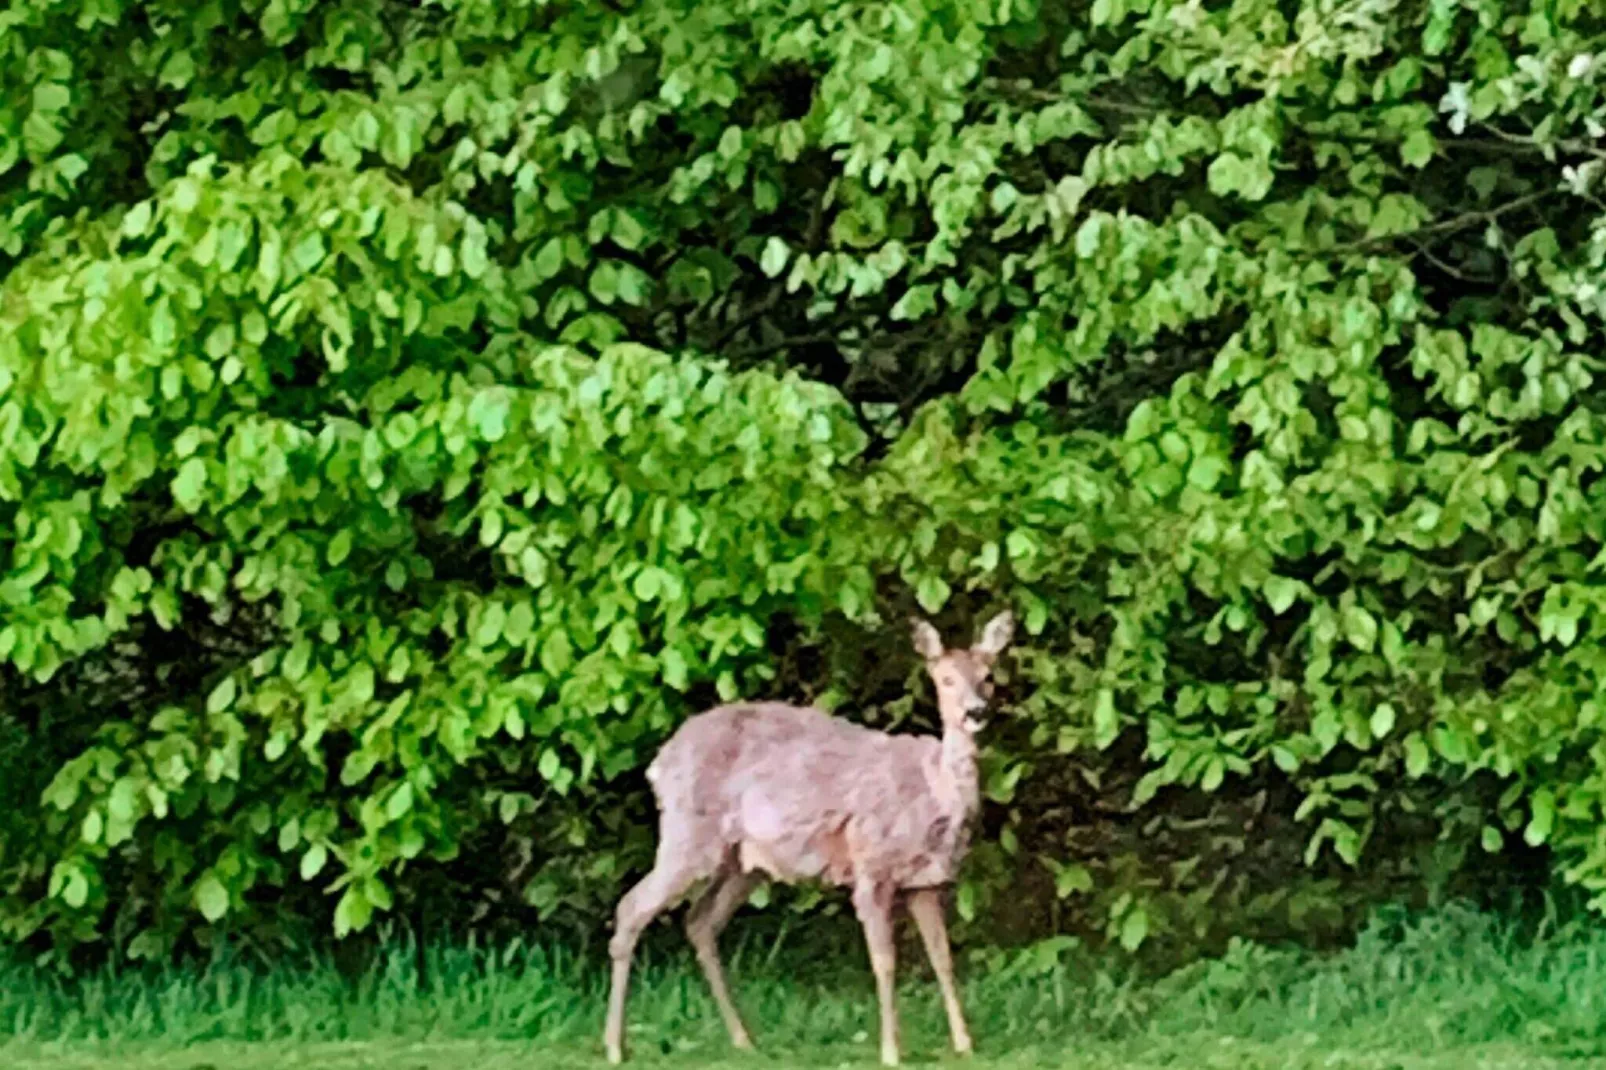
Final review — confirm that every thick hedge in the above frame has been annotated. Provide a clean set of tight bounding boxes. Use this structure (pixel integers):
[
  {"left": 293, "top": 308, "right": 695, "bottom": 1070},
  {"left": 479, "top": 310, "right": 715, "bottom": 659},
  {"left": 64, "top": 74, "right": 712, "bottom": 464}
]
[{"left": 4, "top": 0, "right": 1606, "bottom": 958}]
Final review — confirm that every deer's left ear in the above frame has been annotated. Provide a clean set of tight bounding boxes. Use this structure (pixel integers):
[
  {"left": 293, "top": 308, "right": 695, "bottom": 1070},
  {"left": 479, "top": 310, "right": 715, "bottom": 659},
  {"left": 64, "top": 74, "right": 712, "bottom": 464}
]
[
  {"left": 973, "top": 609, "right": 1015, "bottom": 660},
  {"left": 910, "top": 617, "right": 945, "bottom": 661}
]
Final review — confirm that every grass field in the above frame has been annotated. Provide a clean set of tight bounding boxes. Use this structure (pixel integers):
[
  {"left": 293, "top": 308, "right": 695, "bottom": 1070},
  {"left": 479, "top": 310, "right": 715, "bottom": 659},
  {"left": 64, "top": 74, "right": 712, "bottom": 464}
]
[{"left": 5, "top": 906, "right": 1606, "bottom": 1069}]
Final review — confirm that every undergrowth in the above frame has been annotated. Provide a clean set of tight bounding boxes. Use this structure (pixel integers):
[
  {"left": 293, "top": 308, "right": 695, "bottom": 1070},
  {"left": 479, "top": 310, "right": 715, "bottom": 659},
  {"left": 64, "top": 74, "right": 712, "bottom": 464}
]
[{"left": 2, "top": 905, "right": 1603, "bottom": 1061}]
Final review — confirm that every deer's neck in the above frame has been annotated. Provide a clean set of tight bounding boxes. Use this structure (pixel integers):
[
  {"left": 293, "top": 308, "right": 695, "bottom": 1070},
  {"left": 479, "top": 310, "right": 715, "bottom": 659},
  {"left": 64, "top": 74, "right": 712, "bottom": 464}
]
[{"left": 933, "top": 715, "right": 980, "bottom": 816}]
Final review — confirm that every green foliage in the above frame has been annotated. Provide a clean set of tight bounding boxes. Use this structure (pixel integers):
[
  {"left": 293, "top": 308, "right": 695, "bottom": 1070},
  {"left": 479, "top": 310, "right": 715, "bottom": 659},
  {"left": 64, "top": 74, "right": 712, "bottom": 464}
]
[{"left": 7, "top": 0, "right": 1606, "bottom": 957}]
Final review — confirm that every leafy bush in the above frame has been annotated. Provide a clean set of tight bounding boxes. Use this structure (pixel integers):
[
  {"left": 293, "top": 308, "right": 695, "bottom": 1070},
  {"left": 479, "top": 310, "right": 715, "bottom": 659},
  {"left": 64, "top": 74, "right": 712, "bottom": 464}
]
[{"left": 4, "top": 0, "right": 1606, "bottom": 957}]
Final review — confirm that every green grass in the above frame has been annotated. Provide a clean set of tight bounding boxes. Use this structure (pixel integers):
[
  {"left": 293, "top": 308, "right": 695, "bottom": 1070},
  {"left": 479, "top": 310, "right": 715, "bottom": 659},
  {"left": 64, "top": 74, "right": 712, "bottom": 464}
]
[{"left": 5, "top": 905, "right": 1606, "bottom": 1068}]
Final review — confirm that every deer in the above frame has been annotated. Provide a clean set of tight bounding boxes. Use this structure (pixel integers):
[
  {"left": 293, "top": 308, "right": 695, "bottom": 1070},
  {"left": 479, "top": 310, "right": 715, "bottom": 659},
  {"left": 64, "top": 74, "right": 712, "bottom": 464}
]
[{"left": 602, "top": 609, "right": 1015, "bottom": 1067}]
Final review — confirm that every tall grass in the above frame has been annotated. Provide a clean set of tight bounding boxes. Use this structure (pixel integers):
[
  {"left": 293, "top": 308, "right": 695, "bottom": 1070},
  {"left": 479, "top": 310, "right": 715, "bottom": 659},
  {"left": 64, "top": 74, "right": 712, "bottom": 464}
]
[{"left": 3, "top": 904, "right": 1605, "bottom": 1060}]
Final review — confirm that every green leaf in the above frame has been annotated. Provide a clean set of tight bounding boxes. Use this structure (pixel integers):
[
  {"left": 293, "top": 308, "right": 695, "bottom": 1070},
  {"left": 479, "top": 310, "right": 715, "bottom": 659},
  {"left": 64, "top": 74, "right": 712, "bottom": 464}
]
[
  {"left": 1525, "top": 788, "right": 1556, "bottom": 846},
  {"left": 1006, "top": 529, "right": 1037, "bottom": 561},
  {"left": 916, "top": 575, "right": 950, "bottom": 613},
  {"left": 588, "top": 262, "right": 619, "bottom": 304},
  {"left": 461, "top": 220, "right": 490, "bottom": 279},
  {"left": 242, "top": 310, "right": 268, "bottom": 344},
  {"left": 469, "top": 390, "right": 510, "bottom": 442},
  {"left": 891, "top": 284, "right": 938, "bottom": 321},
  {"left": 1074, "top": 216, "right": 1104, "bottom": 258},
  {"left": 33, "top": 84, "right": 70, "bottom": 112},
  {"left": 351, "top": 664, "right": 376, "bottom": 703},
  {"left": 614, "top": 263, "right": 652, "bottom": 306},
  {"left": 633, "top": 567, "right": 663, "bottom": 602},
  {"left": 662, "top": 647, "right": 689, "bottom": 690},
  {"left": 1481, "top": 825, "right": 1503, "bottom": 853},
  {"left": 291, "top": 232, "right": 326, "bottom": 273},
  {"left": 1401, "top": 128, "right": 1435, "bottom": 168},
  {"left": 107, "top": 779, "right": 137, "bottom": 824},
  {"left": 1370, "top": 702, "right": 1396, "bottom": 739},
  {"left": 532, "top": 238, "right": 564, "bottom": 281},
  {"left": 122, "top": 201, "right": 153, "bottom": 238},
  {"left": 956, "top": 880, "right": 977, "bottom": 921},
  {"left": 1404, "top": 733, "right": 1430, "bottom": 777},
  {"left": 1343, "top": 605, "right": 1378, "bottom": 652},
  {"left": 195, "top": 875, "right": 229, "bottom": 922},
  {"left": 1264, "top": 575, "right": 1299, "bottom": 615},
  {"left": 283, "top": 640, "right": 312, "bottom": 681},
  {"left": 387, "top": 782, "right": 414, "bottom": 822},
  {"left": 1119, "top": 906, "right": 1149, "bottom": 952},
  {"left": 760, "top": 237, "right": 789, "bottom": 278},
  {"left": 540, "top": 629, "right": 573, "bottom": 675},
  {"left": 1207, "top": 153, "right": 1245, "bottom": 196},
  {"left": 475, "top": 603, "right": 506, "bottom": 648},
  {"left": 1053, "top": 861, "right": 1094, "bottom": 898},
  {"left": 1187, "top": 455, "right": 1226, "bottom": 491},
  {"left": 1093, "top": 689, "right": 1119, "bottom": 749},
  {"left": 301, "top": 844, "right": 328, "bottom": 881},
  {"left": 334, "top": 885, "right": 372, "bottom": 937},
  {"left": 160, "top": 50, "right": 196, "bottom": 89},
  {"left": 207, "top": 676, "right": 237, "bottom": 715},
  {"left": 505, "top": 602, "right": 535, "bottom": 646},
  {"left": 62, "top": 871, "right": 89, "bottom": 909},
  {"left": 327, "top": 529, "right": 353, "bottom": 567},
  {"left": 610, "top": 211, "right": 648, "bottom": 250},
  {"left": 172, "top": 458, "right": 207, "bottom": 512}
]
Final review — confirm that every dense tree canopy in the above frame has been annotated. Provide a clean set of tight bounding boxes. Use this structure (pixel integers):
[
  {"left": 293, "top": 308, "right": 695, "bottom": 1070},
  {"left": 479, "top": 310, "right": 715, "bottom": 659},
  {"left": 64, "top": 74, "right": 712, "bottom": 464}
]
[{"left": 4, "top": 0, "right": 1606, "bottom": 959}]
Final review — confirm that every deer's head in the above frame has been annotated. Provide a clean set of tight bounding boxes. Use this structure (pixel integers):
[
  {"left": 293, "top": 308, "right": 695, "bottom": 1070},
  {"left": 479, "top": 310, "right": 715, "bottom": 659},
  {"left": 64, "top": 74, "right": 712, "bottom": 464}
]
[{"left": 911, "top": 610, "right": 1015, "bottom": 734}]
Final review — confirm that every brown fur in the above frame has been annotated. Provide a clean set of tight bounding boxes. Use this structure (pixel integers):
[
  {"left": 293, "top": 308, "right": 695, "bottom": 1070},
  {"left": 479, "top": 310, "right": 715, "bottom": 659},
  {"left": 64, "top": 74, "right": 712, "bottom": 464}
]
[{"left": 603, "top": 611, "right": 1015, "bottom": 1067}]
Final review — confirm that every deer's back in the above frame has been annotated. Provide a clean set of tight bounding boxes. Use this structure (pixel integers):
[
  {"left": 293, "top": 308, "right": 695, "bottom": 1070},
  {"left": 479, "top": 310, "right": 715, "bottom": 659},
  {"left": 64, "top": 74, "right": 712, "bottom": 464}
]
[{"left": 647, "top": 703, "right": 967, "bottom": 888}]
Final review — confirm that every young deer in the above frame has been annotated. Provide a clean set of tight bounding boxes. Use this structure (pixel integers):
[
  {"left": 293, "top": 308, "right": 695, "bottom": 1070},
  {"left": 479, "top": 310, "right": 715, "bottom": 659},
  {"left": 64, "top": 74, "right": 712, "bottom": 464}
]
[{"left": 603, "top": 610, "right": 1015, "bottom": 1066}]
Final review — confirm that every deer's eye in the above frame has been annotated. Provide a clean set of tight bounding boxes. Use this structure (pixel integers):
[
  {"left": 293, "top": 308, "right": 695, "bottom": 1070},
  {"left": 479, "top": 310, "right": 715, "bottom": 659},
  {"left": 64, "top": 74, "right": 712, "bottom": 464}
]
[{"left": 941, "top": 675, "right": 957, "bottom": 688}]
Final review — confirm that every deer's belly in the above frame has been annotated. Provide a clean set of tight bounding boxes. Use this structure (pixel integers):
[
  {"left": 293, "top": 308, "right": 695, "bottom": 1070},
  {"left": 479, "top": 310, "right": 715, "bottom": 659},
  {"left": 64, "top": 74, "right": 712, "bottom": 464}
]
[
  {"left": 726, "top": 785, "right": 970, "bottom": 889},
  {"left": 728, "top": 790, "right": 855, "bottom": 884},
  {"left": 731, "top": 818, "right": 967, "bottom": 890},
  {"left": 734, "top": 824, "right": 856, "bottom": 885}
]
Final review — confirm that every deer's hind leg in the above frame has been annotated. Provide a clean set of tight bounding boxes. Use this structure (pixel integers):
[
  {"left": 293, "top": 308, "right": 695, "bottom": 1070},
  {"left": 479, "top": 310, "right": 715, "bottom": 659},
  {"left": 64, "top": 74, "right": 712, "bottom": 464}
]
[
  {"left": 685, "top": 852, "right": 759, "bottom": 1050},
  {"left": 853, "top": 878, "right": 901, "bottom": 1067},
  {"left": 604, "top": 830, "right": 719, "bottom": 1064}
]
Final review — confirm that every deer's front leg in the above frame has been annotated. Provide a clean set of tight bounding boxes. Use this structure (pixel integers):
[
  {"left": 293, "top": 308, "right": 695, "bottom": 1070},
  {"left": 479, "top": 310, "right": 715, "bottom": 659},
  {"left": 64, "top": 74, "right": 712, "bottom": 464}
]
[
  {"left": 908, "top": 888, "right": 971, "bottom": 1054},
  {"left": 853, "top": 880, "right": 900, "bottom": 1067}
]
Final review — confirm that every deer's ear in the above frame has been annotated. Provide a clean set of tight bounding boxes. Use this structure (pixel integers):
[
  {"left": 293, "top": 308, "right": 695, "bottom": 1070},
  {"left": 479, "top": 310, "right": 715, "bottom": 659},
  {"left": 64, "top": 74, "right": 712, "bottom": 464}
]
[
  {"left": 973, "top": 609, "right": 1016, "bottom": 659},
  {"left": 910, "top": 617, "right": 945, "bottom": 661}
]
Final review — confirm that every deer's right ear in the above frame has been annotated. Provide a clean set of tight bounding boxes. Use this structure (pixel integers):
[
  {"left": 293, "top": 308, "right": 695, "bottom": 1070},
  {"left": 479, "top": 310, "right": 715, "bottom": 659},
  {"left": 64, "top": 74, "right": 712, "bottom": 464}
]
[
  {"left": 974, "top": 609, "right": 1016, "bottom": 658},
  {"left": 910, "top": 617, "right": 945, "bottom": 661}
]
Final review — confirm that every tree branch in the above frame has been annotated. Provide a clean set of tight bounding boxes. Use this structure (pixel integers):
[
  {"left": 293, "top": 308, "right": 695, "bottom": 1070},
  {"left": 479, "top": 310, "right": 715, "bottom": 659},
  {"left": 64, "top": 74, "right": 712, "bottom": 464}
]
[
  {"left": 1479, "top": 122, "right": 1606, "bottom": 164},
  {"left": 724, "top": 331, "right": 841, "bottom": 363},
  {"left": 1327, "top": 190, "right": 1555, "bottom": 257}
]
